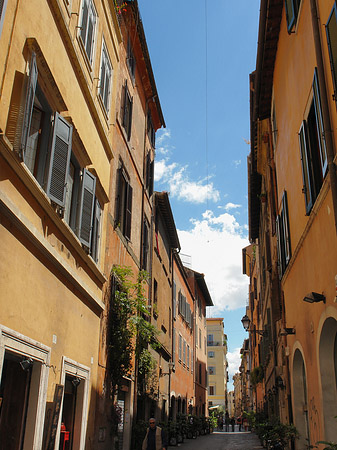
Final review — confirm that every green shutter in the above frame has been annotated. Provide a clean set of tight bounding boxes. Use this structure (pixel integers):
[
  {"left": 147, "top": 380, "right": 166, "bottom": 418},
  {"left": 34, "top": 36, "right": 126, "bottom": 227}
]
[
  {"left": 299, "top": 121, "right": 313, "bottom": 214},
  {"left": 312, "top": 68, "right": 328, "bottom": 176},
  {"left": 21, "top": 52, "right": 38, "bottom": 159},
  {"left": 78, "top": 168, "right": 96, "bottom": 248},
  {"left": 46, "top": 113, "right": 72, "bottom": 207},
  {"left": 125, "top": 182, "right": 132, "bottom": 240}
]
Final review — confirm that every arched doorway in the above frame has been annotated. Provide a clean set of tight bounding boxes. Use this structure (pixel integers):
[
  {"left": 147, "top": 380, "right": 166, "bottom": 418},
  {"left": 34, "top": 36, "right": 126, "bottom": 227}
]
[
  {"left": 292, "top": 349, "right": 310, "bottom": 449},
  {"left": 319, "top": 317, "right": 337, "bottom": 442}
]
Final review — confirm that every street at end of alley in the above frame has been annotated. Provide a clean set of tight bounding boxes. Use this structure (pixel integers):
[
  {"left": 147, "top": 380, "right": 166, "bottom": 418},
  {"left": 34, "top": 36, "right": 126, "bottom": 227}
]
[{"left": 172, "top": 431, "right": 264, "bottom": 450}]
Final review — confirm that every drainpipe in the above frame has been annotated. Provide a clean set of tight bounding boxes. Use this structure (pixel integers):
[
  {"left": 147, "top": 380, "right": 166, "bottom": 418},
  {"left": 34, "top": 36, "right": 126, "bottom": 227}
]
[{"left": 310, "top": 0, "right": 337, "bottom": 233}]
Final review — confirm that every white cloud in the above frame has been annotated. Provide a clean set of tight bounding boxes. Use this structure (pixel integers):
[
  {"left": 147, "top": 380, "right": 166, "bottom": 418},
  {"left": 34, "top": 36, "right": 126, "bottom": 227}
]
[
  {"left": 224, "top": 202, "right": 241, "bottom": 211},
  {"left": 232, "top": 160, "right": 242, "bottom": 168},
  {"left": 178, "top": 210, "right": 249, "bottom": 311},
  {"left": 227, "top": 348, "right": 242, "bottom": 383},
  {"left": 156, "top": 129, "right": 174, "bottom": 156},
  {"left": 154, "top": 159, "right": 220, "bottom": 204}
]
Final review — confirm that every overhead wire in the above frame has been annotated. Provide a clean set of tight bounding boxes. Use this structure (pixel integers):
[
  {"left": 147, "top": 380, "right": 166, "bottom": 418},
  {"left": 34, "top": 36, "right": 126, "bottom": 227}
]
[{"left": 204, "top": 0, "right": 209, "bottom": 213}]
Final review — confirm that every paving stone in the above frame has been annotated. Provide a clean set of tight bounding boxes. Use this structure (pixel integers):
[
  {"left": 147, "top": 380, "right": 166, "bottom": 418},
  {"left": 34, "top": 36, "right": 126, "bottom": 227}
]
[{"left": 173, "top": 431, "right": 264, "bottom": 450}]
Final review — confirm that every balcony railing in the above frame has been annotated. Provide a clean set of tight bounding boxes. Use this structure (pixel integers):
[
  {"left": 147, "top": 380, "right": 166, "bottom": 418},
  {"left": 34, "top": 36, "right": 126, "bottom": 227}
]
[{"left": 207, "top": 341, "right": 224, "bottom": 347}]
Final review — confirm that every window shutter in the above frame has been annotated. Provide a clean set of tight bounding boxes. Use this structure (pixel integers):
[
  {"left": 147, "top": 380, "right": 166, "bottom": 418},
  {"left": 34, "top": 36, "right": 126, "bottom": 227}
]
[
  {"left": 91, "top": 198, "right": 102, "bottom": 262},
  {"left": 46, "top": 113, "right": 72, "bottom": 207},
  {"left": 115, "top": 166, "right": 122, "bottom": 227},
  {"left": 173, "top": 281, "right": 176, "bottom": 319},
  {"left": 281, "top": 191, "right": 291, "bottom": 265},
  {"left": 120, "top": 82, "right": 126, "bottom": 126},
  {"left": 145, "top": 152, "right": 150, "bottom": 189},
  {"left": 78, "top": 169, "right": 96, "bottom": 248},
  {"left": 312, "top": 68, "right": 328, "bottom": 176},
  {"left": 80, "top": 0, "right": 89, "bottom": 46},
  {"left": 125, "top": 182, "right": 132, "bottom": 240},
  {"left": 127, "top": 96, "right": 133, "bottom": 141},
  {"left": 142, "top": 219, "right": 149, "bottom": 270},
  {"left": 326, "top": 6, "right": 337, "bottom": 104},
  {"left": 299, "top": 121, "right": 313, "bottom": 213},
  {"left": 285, "top": 0, "right": 295, "bottom": 32},
  {"left": 21, "top": 52, "right": 38, "bottom": 158},
  {"left": 172, "top": 329, "right": 176, "bottom": 363},
  {"left": 276, "top": 215, "right": 283, "bottom": 280},
  {"left": 149, "top": 159, "right": 154, "bottom": 197}
]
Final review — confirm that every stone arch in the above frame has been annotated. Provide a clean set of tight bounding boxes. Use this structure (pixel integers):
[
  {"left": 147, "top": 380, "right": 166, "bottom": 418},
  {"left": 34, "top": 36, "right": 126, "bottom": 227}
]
[
  {"left": 318, "top": 316, "right": 337, "bottom": 442},
  {"left": 292, "top": 348, "right": 310, "bottom": 449}
]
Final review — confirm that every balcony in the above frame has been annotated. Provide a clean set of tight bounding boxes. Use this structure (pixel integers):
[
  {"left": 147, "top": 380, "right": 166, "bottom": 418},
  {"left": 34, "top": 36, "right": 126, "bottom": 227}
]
[{"left": 207, "top": 341, "right": 224, "bottom": 347}]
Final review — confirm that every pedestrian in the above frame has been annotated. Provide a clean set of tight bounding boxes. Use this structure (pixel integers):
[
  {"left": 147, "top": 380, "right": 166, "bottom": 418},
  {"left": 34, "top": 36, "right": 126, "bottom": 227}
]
[
  {"left": 230, "top": 416, "right": 235, "bottom": 432},
  {"left": 243, "top": 416, "right": 248, "bottom": 432},
  {"left": 217, "top": 415, "right": 223, "bottom": 431},
  {"left": 142, "top": 418, "right": 168, "bottom": 450},
  {"left": 224, "top": 411, "right": 230, "bottom": 432},
  {"left": 237, "top": 415, "right": 242, "bottom": 431}
]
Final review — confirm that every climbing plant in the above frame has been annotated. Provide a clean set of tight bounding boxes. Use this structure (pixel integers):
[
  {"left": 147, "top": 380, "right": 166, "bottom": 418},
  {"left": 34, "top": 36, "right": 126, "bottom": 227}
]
[{"left": 106, "top": 265, "right": 160, "bottom": 399}]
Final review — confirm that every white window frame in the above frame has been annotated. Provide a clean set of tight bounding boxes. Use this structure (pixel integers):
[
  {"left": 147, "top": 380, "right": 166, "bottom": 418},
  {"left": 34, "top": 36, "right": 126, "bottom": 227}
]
[
  {"left": 99, "top": 38, "right": 112, "bottom": 115},
  {"left": 0, "top": 325, "right": 50, "bottom": 449},
  {"left": 55, "top": 356, "right": 90, "bottom": 450},
  {"left": 79, "top": 0, "right": 97, "bottom": 66}
]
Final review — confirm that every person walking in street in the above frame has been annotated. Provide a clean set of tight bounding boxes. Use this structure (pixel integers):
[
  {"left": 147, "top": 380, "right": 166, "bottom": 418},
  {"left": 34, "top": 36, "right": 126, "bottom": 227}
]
[
  {"left": 237, "top": 415, "right": 242, "bottom": 431},
  {"left": 230, "top": 416, "right": 235, "bottom": 432},
  {"left": 217, "top": 415, "right": 223, "bottom": 431},
  {"left": 224, "top": 411, "right": 230, "bottom": 432},
  {"left": 142, "top": 418, "right": 168, "bottom": 450}
]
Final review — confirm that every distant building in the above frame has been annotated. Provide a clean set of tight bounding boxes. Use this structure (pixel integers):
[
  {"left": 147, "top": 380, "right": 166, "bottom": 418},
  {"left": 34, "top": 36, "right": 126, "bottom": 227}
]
[
  {"left": 206, "top": 318, "right": 228, "bottom": 411},
  {"left": 227, "top": 390, "right": 235, "bottom": 417}
]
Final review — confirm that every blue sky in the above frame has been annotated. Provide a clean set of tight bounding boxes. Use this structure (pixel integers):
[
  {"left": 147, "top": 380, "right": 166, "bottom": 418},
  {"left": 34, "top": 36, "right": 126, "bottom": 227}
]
[{"left": 138, "top": 0, "right": 261, "bottom": 389}]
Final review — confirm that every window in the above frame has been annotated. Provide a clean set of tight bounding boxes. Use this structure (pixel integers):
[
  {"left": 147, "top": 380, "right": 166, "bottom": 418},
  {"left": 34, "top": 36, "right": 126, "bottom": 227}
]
[
  {"left": 209, "top": 386, "right": 215, "bottom": 396},
  {"left": 0, "top": 0, "right": 8, "bottom": 37},
  {"left": 199, "top": 329, "right": 202, "bottom": 349},
  {"left": 99, "top": 40, "right": 112, "bottom": 114},
  {"left": 207, "top": 334, "right": 214, "bottom": 346},
  {"left": 127, "top": 37, "right": 136, "bottom": 82},
  {"left": 187, "top": 344, "right": 190, "bottom": 369},
  {"left": 178, "top": 334, "right": 182, "bottom": 361},
  {"left": 209, "top": 366, "right": 216, "bottom": 375},
  {"left": 327, "top": 5, "right": 337, "bottom": 104},
  {"left": 271, "top": 98, "right": 278, "bottom": 148},
  {"left": 153, "top": 279, "right": 158, "bottom": 307},
  {"left": 299, "top": 69, "right": 327, "bottom": 215},
  {"left": 172, "top": 281, "right": 176, "bottom": 320},
  {"left": 285, "top": 0, "right": 301, "bottom": 33},
  {"left": 147, "top": 112, "right": 155, "bottom": 148},
  {"left": 20, "top": 53, "right": 100, "bottom": 257},
  {"left": 115, "top": 163, "right": 132, "bottom": 240},
  {"left": 208, "top": 351, "right": 215, "bottom": 358},
  {"left": 276, "top": 191, "right": 291, "bottom": 279},
  {"left": 145, "top": 152, "right": 154, "bottom": 197},
  {"left": 79, "top": 0, "right": 97, "bottom": 65},
  {"left": 199, "top": 363, "right": 202, "bottom": 384},
  {"left": 183, "top": 340, "right": 186, "bottom": 365},
  {"left": 121, "top": 81, "right": 133, "bottom": 140},
  {"left": 141, "top": 218, "right": 149, "bottom": 270}
]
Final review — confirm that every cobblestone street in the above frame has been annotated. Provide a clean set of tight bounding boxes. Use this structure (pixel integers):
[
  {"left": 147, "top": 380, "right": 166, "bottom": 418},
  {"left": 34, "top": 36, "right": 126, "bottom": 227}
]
[{"left": 173, "top": 431, "right": 264, "bottom": 450}]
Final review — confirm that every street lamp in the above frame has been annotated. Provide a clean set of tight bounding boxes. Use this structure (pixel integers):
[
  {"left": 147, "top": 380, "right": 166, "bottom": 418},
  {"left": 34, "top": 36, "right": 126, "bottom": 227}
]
[{"left": 241, "top": 314, "right": 266, "bottom": 336}]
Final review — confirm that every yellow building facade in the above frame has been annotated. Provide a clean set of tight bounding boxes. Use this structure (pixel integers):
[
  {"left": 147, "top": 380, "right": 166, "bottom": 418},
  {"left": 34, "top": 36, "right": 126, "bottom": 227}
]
[
  {"left": 0, "top": 0, "right": 119, "bottom": 447},
  {"left": 248, "top": 1, "right": 337, "bottom": 448},
  {"left": 206, "top": 318, "right": 228, "bottom": 411}
]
